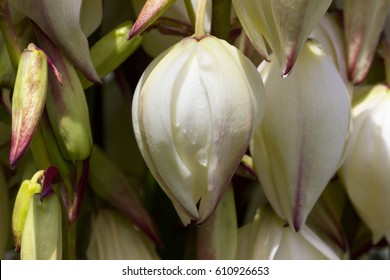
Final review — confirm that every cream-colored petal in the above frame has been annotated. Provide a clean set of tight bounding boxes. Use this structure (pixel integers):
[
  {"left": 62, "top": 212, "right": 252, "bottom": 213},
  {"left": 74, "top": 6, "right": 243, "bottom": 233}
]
[
  {"left": 253, "top": 41, "right": 350, "bottom": 231},
  {"left": 197, "top": 37, "right": 264, "bottom": 222}
]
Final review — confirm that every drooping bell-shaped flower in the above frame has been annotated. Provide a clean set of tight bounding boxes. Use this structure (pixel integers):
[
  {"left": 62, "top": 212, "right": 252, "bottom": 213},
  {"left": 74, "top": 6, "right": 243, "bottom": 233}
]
[
  {"left": 340, "top": 84, "right": 390, "bottom": 244},
  {"left": 251, "top": 40, "right": 350, "bottom": 231},
  {"left": 10, "top": 0, "right": 102, "bottom": 83},
  {"left": 132, "top": 35, "right": 265, "bottom": 225},
  {"left": 232, "top": 0, "right": 332, "bottom": 75},
  {"left": 237, "top": 206, "right": 343, "bottom": 260},
  {"left": 86, "top": 209, "right": 159, "bottom": 260}
]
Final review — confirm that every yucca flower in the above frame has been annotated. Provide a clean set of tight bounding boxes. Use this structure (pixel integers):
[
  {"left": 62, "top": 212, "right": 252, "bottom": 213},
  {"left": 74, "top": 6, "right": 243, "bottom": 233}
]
[
  {"left": 132, "top": 34, "right": 265, "bottom": 225},
  {"left": 251, "top": 40, "right": 350, "bottom": 231}
]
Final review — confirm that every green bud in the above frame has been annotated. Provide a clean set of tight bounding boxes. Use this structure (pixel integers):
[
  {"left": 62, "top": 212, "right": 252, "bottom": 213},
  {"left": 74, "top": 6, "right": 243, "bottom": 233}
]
[
  {"left": 36, "top": 28, "right": 93, "bottom": 161},
  {"left": 80, "top": 21, "right": 143, "bottom": 89},
  {"left": 20, "top": 194, "right": 62, "bottom": 260}
]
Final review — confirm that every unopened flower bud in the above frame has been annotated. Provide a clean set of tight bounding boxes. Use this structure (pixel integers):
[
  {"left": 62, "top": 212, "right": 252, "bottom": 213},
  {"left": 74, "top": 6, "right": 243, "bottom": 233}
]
[
  {"left": 35, "top": 29, "right": 93, "bottom": 161},
  {"left": 340, "top": 84, "right": 390, "bottom": 244},
  {"left": 132, "top": 35, "right": 265, "bottom": 225},
  {"left": 10, "top": 43, "right": 48, "bottom": 168},
  {"left": 251, "top": 40, "right": 350, "bottom": 231}
]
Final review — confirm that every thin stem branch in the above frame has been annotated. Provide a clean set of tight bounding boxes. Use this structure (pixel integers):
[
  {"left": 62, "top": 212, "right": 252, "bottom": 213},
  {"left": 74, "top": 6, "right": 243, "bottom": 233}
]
[
  {"left": 184, "top": 0, "right": 196, "bottom": 28},
  {"left": 194, "top": 0, "right": 208, "bottom": 39}
]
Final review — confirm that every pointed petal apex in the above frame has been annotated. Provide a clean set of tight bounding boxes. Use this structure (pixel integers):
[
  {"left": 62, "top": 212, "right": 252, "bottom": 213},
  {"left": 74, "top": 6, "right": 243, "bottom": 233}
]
[{"left": 128, "top": 0, "right": 176, "bottom": 39}]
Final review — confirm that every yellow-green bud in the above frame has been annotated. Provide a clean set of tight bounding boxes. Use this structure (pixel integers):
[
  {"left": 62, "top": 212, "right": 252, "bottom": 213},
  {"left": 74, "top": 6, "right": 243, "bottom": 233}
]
[{"left": 12, "top": 171, "right": 43, "bottom": 251}]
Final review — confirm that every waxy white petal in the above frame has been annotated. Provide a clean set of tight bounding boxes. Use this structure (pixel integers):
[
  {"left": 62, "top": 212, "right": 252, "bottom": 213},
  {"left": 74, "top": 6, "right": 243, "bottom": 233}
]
[{"left": 251, "top": 41, "right": 350, "bottom": 231}]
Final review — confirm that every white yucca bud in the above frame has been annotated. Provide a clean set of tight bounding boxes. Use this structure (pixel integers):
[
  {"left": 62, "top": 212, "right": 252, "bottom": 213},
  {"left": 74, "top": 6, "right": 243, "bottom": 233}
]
[
  {"left": 251, "top": 40, "right": 350, "bottom": 231},
  {"left": 132, "top": 35, "right": 265, "bottom": 225},
  {"left": 340, "top": 84, "right": 390, "bottom": 244}
]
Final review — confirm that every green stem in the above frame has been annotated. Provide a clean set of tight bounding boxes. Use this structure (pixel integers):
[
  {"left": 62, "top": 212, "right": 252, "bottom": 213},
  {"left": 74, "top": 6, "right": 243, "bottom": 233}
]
[
  {"left": 184, "top": 0, "right": 196, "bottom": 28},
  {"left": 66, "top": 221, "right": 76, "bottom": 260},
  {"left": 211, "top": 0, "right": 231, "bottom": 40},
  {"left": 31, "top": 170, "right": 45, "bottom": 184},
  {"left": 194, "top": 0, "right": 208, "bottom": 39},
  {"left": 0, "top": 0, "right": 21, "bottom": 71}
]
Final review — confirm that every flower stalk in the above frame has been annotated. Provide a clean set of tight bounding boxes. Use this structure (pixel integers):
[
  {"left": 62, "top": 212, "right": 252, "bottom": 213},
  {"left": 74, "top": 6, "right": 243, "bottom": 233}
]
[{"left": 194, "top": 0, "right": 208, "bottom": 39}]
